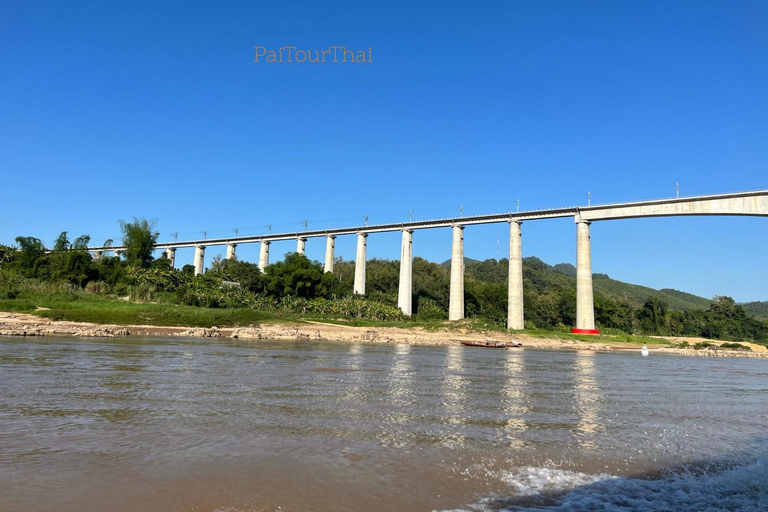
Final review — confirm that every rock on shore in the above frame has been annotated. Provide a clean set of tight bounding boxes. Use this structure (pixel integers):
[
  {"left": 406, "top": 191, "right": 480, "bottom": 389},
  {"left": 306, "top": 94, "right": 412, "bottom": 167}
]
[{"left": 2, "top": 312, "right": 767, "bottom": 359}]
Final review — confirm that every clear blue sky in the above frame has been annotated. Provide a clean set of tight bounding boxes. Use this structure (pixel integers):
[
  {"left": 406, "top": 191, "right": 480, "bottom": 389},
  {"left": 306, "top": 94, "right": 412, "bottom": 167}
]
[{"left": 1, "top": 1, "right": 766, "bottom": 301}]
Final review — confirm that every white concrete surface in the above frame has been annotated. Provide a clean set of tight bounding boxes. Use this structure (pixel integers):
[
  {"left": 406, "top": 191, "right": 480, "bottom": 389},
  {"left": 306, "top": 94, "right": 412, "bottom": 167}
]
[
  {"left": 449, "top": 225, "right": 464, "bottom": 321},
  {"left": 166, "top": 247, "right": 176, "bottom": 267},
  {"left": 575, "top": 219, "right": 595, "bottom": 330},
  {"left": 398, "top": 230, "right": 413, "bottom": 316},
  {"left": 324, "top": 235, "right": 335, "bottom": 273},
  {"left": 507, "top": 221, "right": 524, "bottom": 330},
  {"left": 354, "top": 233, "right": 367, "bottom": 295},
  {"left": 258, "top": 241, "right": 270, "bottom": 273},
  {"left": 194, "top": 246, "right": 205, "bottom": 276}
]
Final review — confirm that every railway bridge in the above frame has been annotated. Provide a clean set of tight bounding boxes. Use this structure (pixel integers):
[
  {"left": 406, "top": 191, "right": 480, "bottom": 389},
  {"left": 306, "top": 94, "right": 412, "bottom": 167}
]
[{"left": 90, "top": 190, "right": 768, "bottom": 334}]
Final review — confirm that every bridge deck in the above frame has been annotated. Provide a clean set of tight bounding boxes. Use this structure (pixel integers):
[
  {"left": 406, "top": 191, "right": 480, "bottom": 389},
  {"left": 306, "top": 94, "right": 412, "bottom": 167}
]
[{"left": 89, "top": 189, "right": 768, "bottom": 251}]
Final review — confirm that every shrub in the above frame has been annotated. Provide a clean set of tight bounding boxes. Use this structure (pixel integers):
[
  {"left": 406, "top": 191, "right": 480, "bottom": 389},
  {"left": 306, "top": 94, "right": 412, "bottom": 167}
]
[
  {"left": 414, "top": 297, "right": 447, "bottom": 320},
  {"left": 85, "top": 281, "right": 111, "bottom": 295},
  {"left": 128, "top": 283, "right": 155, "bottom": 303},
  {"left": 720, "top": 342, "right": 751, "bottom": 351}
]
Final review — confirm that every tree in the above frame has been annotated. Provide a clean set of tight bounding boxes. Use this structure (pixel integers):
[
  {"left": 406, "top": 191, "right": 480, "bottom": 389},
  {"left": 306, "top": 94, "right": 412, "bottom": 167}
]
[
  {"left": 72, "top": 235, "right": 91, "bottom": 251},
  {"left": 0, "top": 244, "right": 16, "bottom": 266},
  {"left": 53, "top": 231, "right": 70, "bottom": 252},
  {"left": 264, "top": 253, "right": 326, "bottom": 298},
  {"left": 14, "top": 236, "right": 46, "bottom": 273},
  {"left": 638, "top": 297, "right": 668, "bottom": 334},
  {"left": 209, "top": 258, "right": 265, "bottom": 294},
  {"left": 119, "top": 217, "right": 159, "bottom": 267}
]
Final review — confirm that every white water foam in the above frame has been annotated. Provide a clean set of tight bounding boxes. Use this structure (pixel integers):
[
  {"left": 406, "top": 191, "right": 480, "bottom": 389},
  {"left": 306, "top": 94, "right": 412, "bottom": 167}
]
[{"left": 445, "top": 456, "right": 768, "bottom": 511}]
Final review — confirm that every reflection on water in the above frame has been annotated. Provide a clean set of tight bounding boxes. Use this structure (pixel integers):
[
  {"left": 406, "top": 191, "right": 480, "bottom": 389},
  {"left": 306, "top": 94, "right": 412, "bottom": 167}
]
[
  {"left": 380, "top": 344, "right": 414, "bottom": 446},
  {"left": 1, "top": 337, "right": 767, "bottom": 512},
  {"left": 341, "top": 343, "right": 365, "bottom": 406},
  {"left": 501, "top": 350, "right": 527, "bottom": 449},
  {"left": 573, "top": 351, "right": 601, "bottom": 448},
  {"left": 442, "top": 345, "right": 466, "bottom": 425}
]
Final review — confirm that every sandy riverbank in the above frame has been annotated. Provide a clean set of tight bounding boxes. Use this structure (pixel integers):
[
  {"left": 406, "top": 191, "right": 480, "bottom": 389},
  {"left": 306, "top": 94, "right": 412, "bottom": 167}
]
[{"left": 1, "top": 311, "right": 767, "bottom": 359}]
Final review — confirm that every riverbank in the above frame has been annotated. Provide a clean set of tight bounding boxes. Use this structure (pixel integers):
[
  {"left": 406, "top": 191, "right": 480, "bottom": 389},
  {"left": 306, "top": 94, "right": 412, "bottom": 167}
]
[{"left": 2, "top": 311, "right": 767, "bottom": 358}]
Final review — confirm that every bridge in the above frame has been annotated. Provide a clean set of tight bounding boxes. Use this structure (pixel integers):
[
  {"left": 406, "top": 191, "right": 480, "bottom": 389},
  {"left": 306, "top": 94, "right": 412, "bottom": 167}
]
[{"left": 90, "top": 190, "right": 768, "bottom": 334}]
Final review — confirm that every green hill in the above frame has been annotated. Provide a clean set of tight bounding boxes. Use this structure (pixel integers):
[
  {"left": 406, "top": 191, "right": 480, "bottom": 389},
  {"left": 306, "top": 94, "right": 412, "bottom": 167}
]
[
  {"left": 742, "top": 301, "right": 768, "bottom": 320},
  {"left": 446, "top": 256, "right": 713, "bottom": 312}
]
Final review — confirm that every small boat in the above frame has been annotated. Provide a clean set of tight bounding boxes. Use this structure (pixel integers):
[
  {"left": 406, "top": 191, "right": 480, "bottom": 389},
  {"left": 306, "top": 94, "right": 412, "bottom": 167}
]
[
  {"left": 506, "top": 340, "right": 523, "bottom": 348},
  {"left": 641, "top": 343, "right": 649, "bottom": 357},
  {"left": 460, "top": 339, "right": 508, "bottom": 348}
]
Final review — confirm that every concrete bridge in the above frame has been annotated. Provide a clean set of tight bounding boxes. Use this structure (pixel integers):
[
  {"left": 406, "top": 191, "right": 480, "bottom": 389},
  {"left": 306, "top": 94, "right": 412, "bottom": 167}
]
[{"left": 91, "top": 190, "right": 768, "bottom": 334}]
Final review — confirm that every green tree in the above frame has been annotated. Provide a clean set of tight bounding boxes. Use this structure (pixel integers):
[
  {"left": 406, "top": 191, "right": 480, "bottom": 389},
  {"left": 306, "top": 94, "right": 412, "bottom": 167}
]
[
  {"left": 72, "top": 235, "right": 91, "bottom": 251},
  {"left": 264, "top": 253, "right": 327, "bottom": 298},
  {"left": 638, "top": 297, "right": 668, "bottom": 334},
  {"left": 209, "top": 258, "right": 265, "bottom": 294},
  {"left": 14, "top": 236, "right": 46, "bottom": 274},
  {"left": 120, "top": 217, "right": 159, "bottom": 267},
  {"left": 53, "top": 231, "right": 70, "bottom": 252},
  {"left": 0, "top": 244, "right": 16, "bottom": 266}
]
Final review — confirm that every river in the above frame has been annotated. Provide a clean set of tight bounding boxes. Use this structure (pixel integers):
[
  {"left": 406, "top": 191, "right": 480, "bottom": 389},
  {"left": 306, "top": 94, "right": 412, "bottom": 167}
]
[{"left": 1, "top": 336, "right": 766, "bottom": 511}]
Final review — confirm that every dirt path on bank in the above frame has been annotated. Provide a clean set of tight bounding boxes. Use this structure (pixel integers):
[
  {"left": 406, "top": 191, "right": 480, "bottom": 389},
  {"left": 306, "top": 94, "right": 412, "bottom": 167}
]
[{"left": 1, "top": 311, "right": 766, "bottom": 359}]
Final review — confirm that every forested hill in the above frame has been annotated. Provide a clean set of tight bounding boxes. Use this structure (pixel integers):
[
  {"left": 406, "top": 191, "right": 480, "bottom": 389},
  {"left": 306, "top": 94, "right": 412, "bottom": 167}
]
[
  {"left": 446, "top": 256, "right": 712, "bottom": 312},
  {"left": 742, "top": 301, "right": 768, "bottom": 320}
]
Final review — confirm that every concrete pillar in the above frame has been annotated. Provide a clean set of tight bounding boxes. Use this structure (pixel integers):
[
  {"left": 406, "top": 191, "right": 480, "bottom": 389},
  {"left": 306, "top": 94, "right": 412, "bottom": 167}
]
[
  {"left": 226, "top": 243, "right": 237, "bottom": 260},
  {"left": 194, "top": 245, "right": 205, "bottom": 276},
  {"left": 398, "top": 230, "right": 413, "bottom": 316},
  {"left": 449, "top": 225, "right": 465, "bottom": 321},
  {"left": 353, "top": 233, "right": 368, "bottom": 295},
  {"left": 507, "top": 221, "right": 524, "bottom": 330},
  {"left": 296, "top": 237, "right": 306, "bottom": 255},
  {"left": 258, "top": 241, "right": 270, "bottom": 273},
  {"left": 115, "top": 249, "right": 123, "bottom": 259},
  {"left": 166, "top": 247, "right": 176, "bottom": 267},
  {"left": 574, "top": 219, "right": 599, "bottom": 333},
  {"left": 324, "top": 235, "right": 336, "bottom": 273},
  {"left": 94, "top": 250, "right": 103, "bottom": 260}
]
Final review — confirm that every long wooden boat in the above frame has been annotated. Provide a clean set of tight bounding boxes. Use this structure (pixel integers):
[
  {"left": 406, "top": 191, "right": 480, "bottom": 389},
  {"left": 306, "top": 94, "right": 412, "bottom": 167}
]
[{"left": 459, "top": 339, "right": 508, "bottom": 348}]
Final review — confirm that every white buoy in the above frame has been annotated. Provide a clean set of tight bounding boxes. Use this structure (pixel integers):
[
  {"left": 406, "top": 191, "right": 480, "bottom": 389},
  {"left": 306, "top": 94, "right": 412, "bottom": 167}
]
[{"left": 641, "top": 343, "right": 649, "bottom": 357}]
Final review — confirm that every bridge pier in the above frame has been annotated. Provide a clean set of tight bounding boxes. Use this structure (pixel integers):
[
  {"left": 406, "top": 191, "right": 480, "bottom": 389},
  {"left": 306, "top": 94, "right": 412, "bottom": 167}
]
[
  {"left": 166, "top": 247, "right": 176, "bottom": 267},
  {"left": 93, "top": 250, "right": 103, "bottom": 260},
  {"left": 573, "top": 219, "right": 599, "bottom": 334},
  {"left": 354, "top": 233, "right": 367, "bottom": 295},
  {"left": 194, "top": 245, "right": 206, "bottom": 276},
  {"left": 449, "top": 225, "right": 464, "bottom": 321},
  {"left": 115, "top": 249, "right": 123, "bottom": 259},
  {"left": 258, "top": 241, "right": 270, "bottom": 273},
  {"left": 297, "top": 237, "right": 306, "bottom": 255},
  {"left": 398, "top": 229, "right": 413, "bottom": 316},
  {"left": 324, "top": 235, "right": 335, "bottom": 273},
  {"left": 226, "top": 243, "right": 237, "bottom": 260},
  {"left": 507, "top": 221, "right": 524, "bottom": 330}
]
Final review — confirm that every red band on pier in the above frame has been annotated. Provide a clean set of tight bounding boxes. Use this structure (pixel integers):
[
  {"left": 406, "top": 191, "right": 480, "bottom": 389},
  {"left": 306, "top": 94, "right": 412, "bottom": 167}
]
[{"left": 571, "top": 328, "right": 601, "bottom": 335}]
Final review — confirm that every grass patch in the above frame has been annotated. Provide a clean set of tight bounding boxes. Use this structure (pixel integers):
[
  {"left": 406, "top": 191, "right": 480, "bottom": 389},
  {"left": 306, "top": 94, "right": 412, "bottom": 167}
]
[
  {"left": 0, "top": 299, "right": 37, "bottom": 312},
  {"left": 0, "top": 292, "right": 673, "bottom": 343},
  {"left": 1, "top": 294, "right": 298, "bottom": 328},
  {"left": 303, "top": 316, "right": 505, "bottom": 332},
  {"left": 719, "top": 342, "right": 751, "bottom": 351},
  {"left": 519, "top": 329, "right": 670, "bottom": 346}
]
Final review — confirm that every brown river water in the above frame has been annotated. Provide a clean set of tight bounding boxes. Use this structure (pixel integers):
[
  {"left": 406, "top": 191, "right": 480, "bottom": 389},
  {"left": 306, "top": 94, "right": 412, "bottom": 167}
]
[{"left": 1, "top": 336, "right": 767, "bottom": 511}]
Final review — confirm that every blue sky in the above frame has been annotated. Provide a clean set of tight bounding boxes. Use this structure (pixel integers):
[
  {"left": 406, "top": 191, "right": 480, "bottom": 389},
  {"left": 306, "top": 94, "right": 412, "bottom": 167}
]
[{"left": 1, "top": 1, "right": 766, "bottom": 301}]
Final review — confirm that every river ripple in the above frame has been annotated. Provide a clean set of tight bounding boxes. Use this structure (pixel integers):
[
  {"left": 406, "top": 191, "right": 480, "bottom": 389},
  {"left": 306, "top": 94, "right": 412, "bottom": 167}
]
[{"left": 1, "top": 336, "right": 766, "bottom": 511}]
